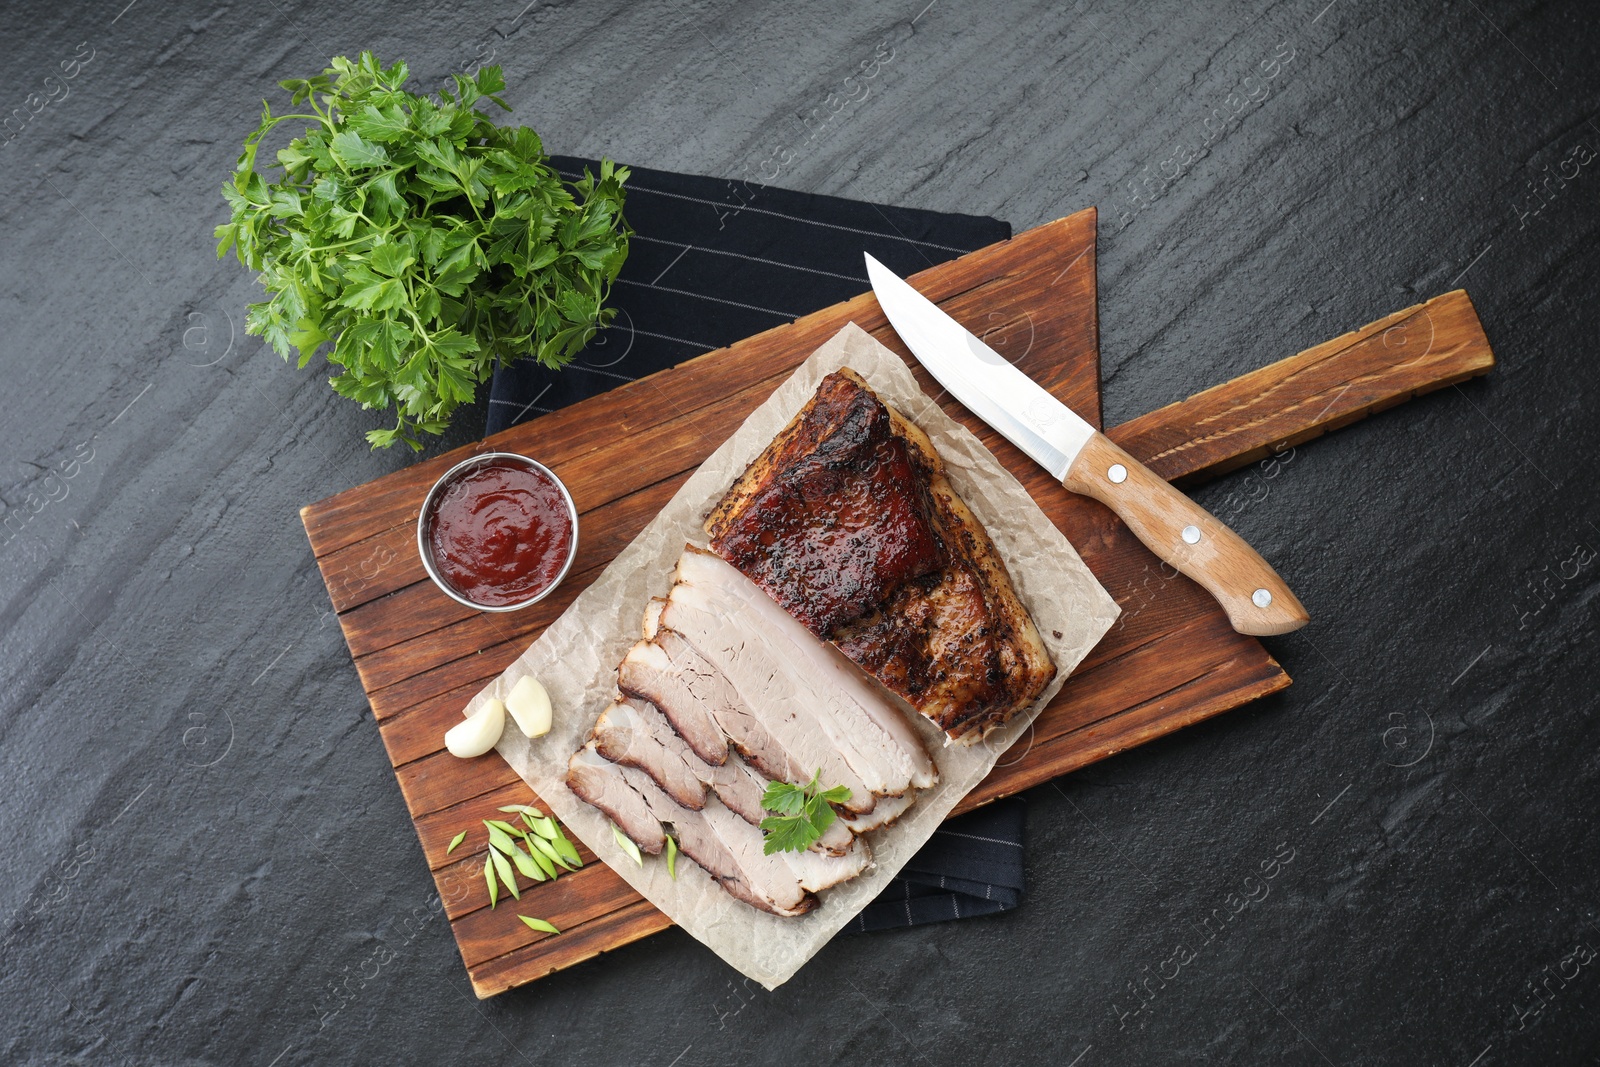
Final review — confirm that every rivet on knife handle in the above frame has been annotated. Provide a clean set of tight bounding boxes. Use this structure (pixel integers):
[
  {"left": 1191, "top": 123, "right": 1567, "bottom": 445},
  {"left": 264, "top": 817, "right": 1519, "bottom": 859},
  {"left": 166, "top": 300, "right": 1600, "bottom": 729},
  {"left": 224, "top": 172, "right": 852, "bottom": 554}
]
[{"left": 1061, "top": 433, "right": 1310, "bottom": 636}]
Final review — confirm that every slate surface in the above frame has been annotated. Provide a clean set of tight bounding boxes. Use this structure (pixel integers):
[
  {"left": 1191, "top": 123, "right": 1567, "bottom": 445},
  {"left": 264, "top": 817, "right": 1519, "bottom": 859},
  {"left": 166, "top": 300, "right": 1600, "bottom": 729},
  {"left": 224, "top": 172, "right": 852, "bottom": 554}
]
[{"left": 1, "top": 2, "right": 1597, "bottom": 1064}]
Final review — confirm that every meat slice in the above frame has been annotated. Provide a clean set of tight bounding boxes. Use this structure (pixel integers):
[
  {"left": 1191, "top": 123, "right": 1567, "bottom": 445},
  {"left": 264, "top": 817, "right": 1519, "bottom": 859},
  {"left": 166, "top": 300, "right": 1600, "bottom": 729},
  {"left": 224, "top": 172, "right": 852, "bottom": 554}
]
[
  {"left": 592, "top": 693, "right": 855, "bottom": 855},
  {"left": 617, "top": 640, "right": 727, "bottom": 766},
  {"left": 567, "top": 743, "right": 867, "bottom": 915},
  {"left": 840, "top": 788, "right": 917, "bottom": 834},
  {"left": 569, "top": 743, "right": 804, "bottom": 913},
  {"left": 566, "top": 744, "right": 666, "bottom": 854},
  {"left": 670, "top": 798, "right": 815, "bottom": 917},
  {"left": 697, "top": 795, "right": 870, "bottom": 896},
  {"left": 617, "top": 629, "right": 845, "bottom": 806},
  {"left": 665, "top": 547, "right": 938, "bottom": 796},
  {"left": 641, "top": 596, "right": 666, "bottom": 640},
  {"left": 702, "top": 754, "right": 855, "bottom": 855},
  {"left": 699, "top": 755, "right": 770, "bottom": 825},
  {"left": 592, "top": 697, "right": 706, "bottom": 810}
]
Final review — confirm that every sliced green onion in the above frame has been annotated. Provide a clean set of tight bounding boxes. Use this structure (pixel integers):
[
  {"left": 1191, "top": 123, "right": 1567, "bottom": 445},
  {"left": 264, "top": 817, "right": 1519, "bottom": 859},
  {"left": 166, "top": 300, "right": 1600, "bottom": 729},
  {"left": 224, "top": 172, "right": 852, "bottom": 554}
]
[
  {"left": 518, "top": 915, "right": 559, "bottom": 935},
  {"left": 612, "top": 823, "right": 643, "bottom": 866}
]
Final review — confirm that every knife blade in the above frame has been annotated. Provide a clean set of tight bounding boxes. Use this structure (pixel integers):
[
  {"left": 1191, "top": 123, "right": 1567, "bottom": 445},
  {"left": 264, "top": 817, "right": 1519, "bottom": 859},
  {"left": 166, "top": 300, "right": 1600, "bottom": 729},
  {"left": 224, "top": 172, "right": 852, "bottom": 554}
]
[{"left": 865, "top": 253, "right": 1309, "bottom": 636}]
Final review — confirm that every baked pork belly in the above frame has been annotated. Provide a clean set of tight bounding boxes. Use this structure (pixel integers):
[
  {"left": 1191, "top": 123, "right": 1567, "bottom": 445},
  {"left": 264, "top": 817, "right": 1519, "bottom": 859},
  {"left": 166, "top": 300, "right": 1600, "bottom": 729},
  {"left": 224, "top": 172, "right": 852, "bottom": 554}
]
[
  {"left": 840, "top": 788, "right": 916, "bottom": 835},
  {"left": 565, "top": 743, "right": 869, "bottom": 916},
  {"left": 592, "top": 696, "right": 708, "bottom": 811},
  {"left": 592, "top": 694, "right": 855, "bottom": 855},
  {"left": 664, "top": 546, "right": 938, "bottom": 797},
  {"left": 706, "top": 749, "right": 859, "bottom": 855},
  {"left": 616, "top": 639, "right": 728, "bottom": 767},
  {"left": 706, "top": 370, "right": 945, "bottom": 634},
  {"left": 641, "top": 596, "right": 666, "bottom": 640},
  {"left": 627, "top": 594, "right": 882, "bottom": 840},
  {"left": 566, "top": 744, "right": 666, "bottom": 854},
  {"left": 707, "top": 369, "right": 1056, "bottom": 741}
]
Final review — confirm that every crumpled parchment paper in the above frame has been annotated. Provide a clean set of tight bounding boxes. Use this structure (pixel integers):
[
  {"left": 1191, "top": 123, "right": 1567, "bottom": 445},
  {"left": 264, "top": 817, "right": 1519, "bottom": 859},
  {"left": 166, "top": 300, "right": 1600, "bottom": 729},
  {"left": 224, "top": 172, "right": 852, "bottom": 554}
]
[{"left": 464, "top": 322, "right": 1120, "bottom": 989}]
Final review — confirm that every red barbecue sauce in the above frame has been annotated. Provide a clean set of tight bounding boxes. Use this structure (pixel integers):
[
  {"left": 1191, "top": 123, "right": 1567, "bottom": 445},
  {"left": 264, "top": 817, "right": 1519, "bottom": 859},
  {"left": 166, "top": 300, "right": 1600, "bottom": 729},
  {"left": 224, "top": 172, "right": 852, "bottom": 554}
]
[{"left": 427, "top": 460, "right": 573, "bottom": 607}]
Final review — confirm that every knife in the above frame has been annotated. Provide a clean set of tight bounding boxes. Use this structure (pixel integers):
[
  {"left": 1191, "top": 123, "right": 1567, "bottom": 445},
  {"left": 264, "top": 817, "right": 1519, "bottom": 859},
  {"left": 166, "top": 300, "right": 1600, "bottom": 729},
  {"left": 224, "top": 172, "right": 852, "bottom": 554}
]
[{"left": 865, "top": 253, "right": 1309, "bottom": 637}]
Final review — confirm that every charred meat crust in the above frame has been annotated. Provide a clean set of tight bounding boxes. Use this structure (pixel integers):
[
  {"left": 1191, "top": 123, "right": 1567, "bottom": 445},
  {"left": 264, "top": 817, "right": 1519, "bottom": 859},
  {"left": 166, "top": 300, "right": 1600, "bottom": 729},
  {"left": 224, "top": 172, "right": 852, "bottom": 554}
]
[
  {"left": 892, "top": 408, "right": 1055, "bottom": 737},
  {"left": 706, "top": 370, "right": 945, "bottom": 636}
]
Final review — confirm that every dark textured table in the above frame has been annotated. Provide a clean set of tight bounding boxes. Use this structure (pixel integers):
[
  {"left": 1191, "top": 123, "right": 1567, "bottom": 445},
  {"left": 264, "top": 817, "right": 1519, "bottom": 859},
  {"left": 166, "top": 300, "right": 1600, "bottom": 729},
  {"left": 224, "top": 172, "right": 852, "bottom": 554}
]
[{"left": 3, "top": 1, "right": 1597, "bottom": 1064}]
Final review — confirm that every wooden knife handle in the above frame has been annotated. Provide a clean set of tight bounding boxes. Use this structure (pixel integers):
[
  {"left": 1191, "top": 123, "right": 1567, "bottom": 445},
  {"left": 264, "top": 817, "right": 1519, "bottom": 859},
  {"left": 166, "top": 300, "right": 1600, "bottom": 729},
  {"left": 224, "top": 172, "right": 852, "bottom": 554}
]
[{"left": 1062, "top": 432, "right": 1309, "bottom": 636}]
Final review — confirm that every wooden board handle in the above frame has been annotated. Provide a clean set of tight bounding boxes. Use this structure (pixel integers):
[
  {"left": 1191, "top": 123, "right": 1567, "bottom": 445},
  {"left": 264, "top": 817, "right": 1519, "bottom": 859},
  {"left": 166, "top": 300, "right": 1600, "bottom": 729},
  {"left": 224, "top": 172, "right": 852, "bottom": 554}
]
[
  {"left": 1062, "top": 431, "right": 1310, "bottom": 635},
  {"left": 1109, "top": 289, "right": 1494, "bottom": 484}
]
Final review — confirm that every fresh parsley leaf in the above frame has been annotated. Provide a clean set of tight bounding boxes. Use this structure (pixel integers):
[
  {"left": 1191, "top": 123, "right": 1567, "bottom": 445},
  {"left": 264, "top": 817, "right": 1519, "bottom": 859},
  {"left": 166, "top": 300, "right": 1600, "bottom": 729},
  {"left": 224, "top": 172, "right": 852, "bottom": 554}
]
[
  {"left": 817, "top": 784, "right": 853, "bottom": 806},
  {"left": 759, "top": 769, "right": 851, "bottom": 855},
  {"left": 760, "top": 779, "right": 808, "bottom": 818},
  {"left": 217, "top": 51, "right": 631, "bottom": 449}
]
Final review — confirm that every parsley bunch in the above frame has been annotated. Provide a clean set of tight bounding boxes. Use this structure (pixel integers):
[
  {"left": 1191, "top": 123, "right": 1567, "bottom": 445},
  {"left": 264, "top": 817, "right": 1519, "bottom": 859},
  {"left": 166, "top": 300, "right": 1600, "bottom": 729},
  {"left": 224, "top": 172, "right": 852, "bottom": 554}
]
[
  {"left": 760, "top": 770, "right": 853, "bottom": 854},
  {"left": 216, "top": 53, "right": 631, "bottom": 449}
]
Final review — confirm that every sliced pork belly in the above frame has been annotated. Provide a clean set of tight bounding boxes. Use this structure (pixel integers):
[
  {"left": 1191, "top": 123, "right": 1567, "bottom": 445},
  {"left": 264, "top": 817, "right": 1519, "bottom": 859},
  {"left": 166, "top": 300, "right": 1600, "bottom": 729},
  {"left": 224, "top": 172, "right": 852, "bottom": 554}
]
[
  {"left": 593, "top": 694, "right": 856, "bottom": 854},
  {"left": 841, "top": 789, "right": 916, "bottom": 834},
  {"left": 697, "top": 795, "right": 870, "bottom": 895},
  {"left": 617, "top": 626, "right": 876, "bottom": 813},
  {"left": 617, "top": 640, "right": 727, "bottom": 766},
  {"left": 700, "top": 754, "right": 767, "bottom": 825},
  {"left": 777, "top": 833, "right": 872, "bottom": 893},
  {"left": 569, "top": 743, "right": 860, "bottom": 916},
  {"left": 592, "top": 697, "right": 706, "bottom": 810},
  {"left": 701, "top": 755, "right": 856, "bottom": 855},
  {"left": 646, "top": 614, "right": 874, "bottom": 810},
  {"left": 566, "top": 744, "right": 666, "bottom": 854},
  {"left": 665, "top": 546, "right": 938, "bottom": 796},
  {"left": 570, "top": 743, "right": 797, "bottom": 911},
  {"left": 668, "top": 797, "right": 814, "bottom": 917},
  {"left": 641, "top": 596, "right": 666, "bottom": 640}
]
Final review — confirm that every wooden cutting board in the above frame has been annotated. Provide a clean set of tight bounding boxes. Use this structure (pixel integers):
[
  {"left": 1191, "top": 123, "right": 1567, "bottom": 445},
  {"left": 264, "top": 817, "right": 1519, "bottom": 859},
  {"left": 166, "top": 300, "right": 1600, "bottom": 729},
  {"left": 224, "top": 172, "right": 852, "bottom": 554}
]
[{"left": 300, "top": 209, "right": 1493, "bottom": 997}]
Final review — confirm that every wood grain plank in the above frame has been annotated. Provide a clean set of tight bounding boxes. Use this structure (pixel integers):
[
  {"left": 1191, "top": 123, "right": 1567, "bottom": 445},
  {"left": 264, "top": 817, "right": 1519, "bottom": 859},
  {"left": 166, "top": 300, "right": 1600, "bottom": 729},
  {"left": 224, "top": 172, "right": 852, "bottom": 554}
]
[
  {"left": 364, "top": 632, "right": 525, "bottom": 722},
  {"left": 1109, "top": 290, "right": 1494, "bottom": 485},
  {"left": 465, "top": 900, "right": 674, "bottom": 999},
  {"left": 449, "top": 859, "right": 647, "bottom": 967},
  {"left": 954, "top": 614, "right": 1288, "bottom": 814}
]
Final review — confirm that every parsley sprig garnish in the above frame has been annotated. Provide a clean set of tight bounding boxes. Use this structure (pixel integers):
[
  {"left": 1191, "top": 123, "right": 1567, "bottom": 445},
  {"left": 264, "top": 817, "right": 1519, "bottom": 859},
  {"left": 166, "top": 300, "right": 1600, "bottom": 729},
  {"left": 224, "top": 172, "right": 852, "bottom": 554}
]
[
  {"left": 216, "top": 52, "right": 631, "bottom": 449},
  {"left": 759, "top": 770, "right": 852, "bottom": 855}
]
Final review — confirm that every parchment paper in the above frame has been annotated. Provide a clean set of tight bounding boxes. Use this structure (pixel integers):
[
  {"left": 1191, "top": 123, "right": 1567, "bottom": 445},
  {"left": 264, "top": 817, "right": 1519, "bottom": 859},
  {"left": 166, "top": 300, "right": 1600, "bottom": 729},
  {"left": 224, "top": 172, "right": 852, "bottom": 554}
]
[{"left": 464, "top": 322, "right": 1120, "bottom": 989}]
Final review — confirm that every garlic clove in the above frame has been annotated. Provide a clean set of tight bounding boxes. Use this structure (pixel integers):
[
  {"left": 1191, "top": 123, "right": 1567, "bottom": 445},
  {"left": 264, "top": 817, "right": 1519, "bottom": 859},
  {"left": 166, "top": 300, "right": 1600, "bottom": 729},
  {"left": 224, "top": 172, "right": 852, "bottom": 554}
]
[
  {"left": 505, "top": 675, "right": 553, "bottom": 738},
  {"left": 446, "top": 697, "right": 506, "bottom": 758}
]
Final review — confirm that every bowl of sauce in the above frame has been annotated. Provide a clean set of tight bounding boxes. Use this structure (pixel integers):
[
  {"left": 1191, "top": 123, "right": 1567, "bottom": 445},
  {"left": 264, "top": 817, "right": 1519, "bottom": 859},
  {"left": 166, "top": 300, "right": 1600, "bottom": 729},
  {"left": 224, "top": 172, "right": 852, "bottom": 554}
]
[{"left": 417, "top": 452, "right": 578, "bottom": 612}]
